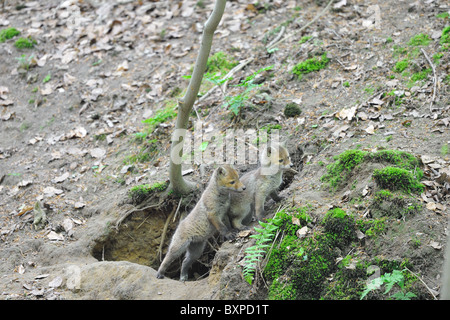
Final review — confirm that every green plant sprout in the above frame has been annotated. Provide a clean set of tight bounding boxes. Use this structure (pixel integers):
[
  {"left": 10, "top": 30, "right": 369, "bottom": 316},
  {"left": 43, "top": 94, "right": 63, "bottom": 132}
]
[
  {"left": 361, "top": 269, "right": 417, "bottom": 300},
  {"left": 222, "top": 65, "right": 273, "bottom": 116},
  {"left": 242, "top": 210, "right": 283, "bottom": 284},
  {"left": 43, "top": 73, "right": 51, "bottom": 83},
  {"left": 15, "top": 54, "right": 35, "bottom": 70}
]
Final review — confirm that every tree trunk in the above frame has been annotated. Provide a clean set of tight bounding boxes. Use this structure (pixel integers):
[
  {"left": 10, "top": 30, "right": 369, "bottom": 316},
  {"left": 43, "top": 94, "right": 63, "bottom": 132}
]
[{"left": 169, "top": 0, "right": 227, "bottom": 195}]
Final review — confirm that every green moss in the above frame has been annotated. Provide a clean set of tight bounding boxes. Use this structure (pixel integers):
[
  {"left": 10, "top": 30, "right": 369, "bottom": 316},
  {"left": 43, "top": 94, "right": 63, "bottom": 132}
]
[
  {"left": 268, "top": 278, "right": 297, "bottom": 300},
  {"left": 206, "top": 51, "right": 237, "bottom": 74},
  {"left": 440, "top": 26, "right": 450, "bottom": 50},
  {"left": 321, "top": 149, "right": 422, "bottom": 192},
  {"left": 14, "top": 37, "right": 37, "bottom": 49},
  {"left": 292, "top": 52, "right": 330, "bottom": 79},
  {"left": 260, "top": 123, "right": 282, "bottom": 134},
  {"left": 0, "top": 27, "right": 20, "bottom": 43},
  {"left": 324, "top": 261, "right": 367, "bottom": 300},
  {"left": 284, "top": 102, "right": 302, "bottom": 117},
  {"left": 265, "top": 207, "right": 357, "bottom": 300},
  {"left": 128, "top": 181, "right": 169, "bottom": 203},
  {"left": 373, "top": 167, "right": 424, "bottom": 194},
  {"left": 357, "top": 217, "right": 387, "bottom": 238},
  {"left": 365, "top": 150, "right": 420, "bottom": 170},
  {"left": 320, "top": 150, "right": 366, "bottom": 189},
  {"left": 410, "top": 68, "right": 431, "bottom": 83},
  {"left": 408, "top": 33, "right": 431, "bottom": 46},
  {"left": 393, "top": 59, "right": 409, "bottom": 73},
  {"left": 322, "top": 208, "right": 356, "bottom": 248}
]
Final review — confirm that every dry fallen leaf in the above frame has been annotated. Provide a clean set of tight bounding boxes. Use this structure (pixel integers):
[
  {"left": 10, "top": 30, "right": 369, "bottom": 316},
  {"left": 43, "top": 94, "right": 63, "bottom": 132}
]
[
  {"left": 296, "top": 226, "right": 309, "bottom": 239},
  {"left": 43, "top": 186, "right": 64, "bottom": 197},
  {"left": 237, "top": 229, "right": 252, "bottom": 238},
  {"left": 74, "top": 202, "right": 86, "bottom": 209},
  {"left": 41, "top": 84, "right": 53, "bottom": 96},
  {"left": 48, "top": 276, "right": 63, "bottom": 288},
  {"left": 47, "top": 231, "right": 64, "bottom": 241},
  {"left": 338, "top": 106, "right": 357, "bottom": 121},
  {"left": 365, "top": 124, "right": 375, "bottom": 134},
  {"left": 52, "top": 172, "right": 70, "bottom": 183},
  {"left": 90, "top": 147, "right": 106, "bottom": 159},
  {"left": 429, "top": 241, "right": 442, "bottom": 250}
]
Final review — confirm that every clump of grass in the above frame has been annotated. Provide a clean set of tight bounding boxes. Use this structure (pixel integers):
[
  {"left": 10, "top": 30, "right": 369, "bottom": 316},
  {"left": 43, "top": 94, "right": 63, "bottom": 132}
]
[
  {"left": 292, "top": 52, "right": 330, "bottom": 79},
  {"left": 298, "top": 35, "right": 312, "bottom": 44},
  {"left": 14, "top": 37, "right": 37, "bottom": 49},
  {"left": 0, "top": 27, "right": 20, "bottom": 42},
  {"left": 436, "top": 12, "right": 450, "bottom": 19},
  {"left": 140, "top": 102, "right": 177, "bottom": 138}
]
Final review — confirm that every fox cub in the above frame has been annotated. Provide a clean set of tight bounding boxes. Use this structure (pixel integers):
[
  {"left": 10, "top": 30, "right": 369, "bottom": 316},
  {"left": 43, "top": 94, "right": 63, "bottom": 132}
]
[
  {"left": 156, "top": 165, "right": 245, "bottom": 281},
  {"left": 228, "top": 143, "right": 292, "bottom": 230}
]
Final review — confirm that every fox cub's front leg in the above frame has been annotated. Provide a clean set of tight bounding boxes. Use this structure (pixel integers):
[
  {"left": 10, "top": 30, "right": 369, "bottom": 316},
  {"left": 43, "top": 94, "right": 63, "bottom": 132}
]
[{"left": 207, "top": 211, "right": 234, "bottom": 240}]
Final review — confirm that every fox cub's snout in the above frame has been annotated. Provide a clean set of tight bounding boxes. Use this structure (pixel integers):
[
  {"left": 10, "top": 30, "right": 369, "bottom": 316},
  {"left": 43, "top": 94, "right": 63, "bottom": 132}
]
[{"left": 217, "top": 165, "right": 246, "bottom": 192}]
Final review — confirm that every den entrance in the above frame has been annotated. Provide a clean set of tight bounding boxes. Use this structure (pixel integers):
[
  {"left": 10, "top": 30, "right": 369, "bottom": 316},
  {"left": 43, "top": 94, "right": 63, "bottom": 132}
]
[{"left": 91, "top": 198, "right": 216, "bottom": 281}]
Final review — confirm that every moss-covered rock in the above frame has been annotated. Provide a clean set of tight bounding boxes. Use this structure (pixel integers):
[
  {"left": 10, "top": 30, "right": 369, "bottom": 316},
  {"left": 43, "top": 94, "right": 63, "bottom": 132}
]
[
  {"left": 284, "top": 103, "right": 302, "bottom": 118},
  {"left": 322, "top": 208, "right": 356, "bottom": 248},
  {"left": 321, "top": 149, "right": 423, "bottom": 192},
  {"left": 373, "top": 167, "right": 424, "bottom": 194},
  {"left": 264, "top": 208, "right": 357, "bottom": 300}
]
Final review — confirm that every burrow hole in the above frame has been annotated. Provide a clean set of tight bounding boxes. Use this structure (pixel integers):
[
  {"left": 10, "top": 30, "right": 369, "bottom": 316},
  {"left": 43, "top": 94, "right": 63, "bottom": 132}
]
[{"left": 91, "top": 202, "right": 217, "bottom": 281}]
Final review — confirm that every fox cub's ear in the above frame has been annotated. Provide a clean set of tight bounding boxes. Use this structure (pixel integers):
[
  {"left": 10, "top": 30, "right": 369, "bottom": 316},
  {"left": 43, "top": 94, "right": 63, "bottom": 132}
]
[{"left": 218, "top": 166, "right": 227, "bottom": 176}]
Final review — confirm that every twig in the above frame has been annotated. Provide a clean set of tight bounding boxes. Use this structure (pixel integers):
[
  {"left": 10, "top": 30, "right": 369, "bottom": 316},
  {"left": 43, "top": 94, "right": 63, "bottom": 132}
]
[
  {"left": 198, "top": 57, "right": 253, "bottom": 107},
  {"left": 266, "top": 26, "right": 286, "bottom": 49},
  {"left": 115, "top": 199, "right": 165, "bottom": 230},
  {"left": 173, "top": 196, "right": 183, "bottom": 222},
  {"left": 266, "top": 0, "right": 335, "bottom": 51},
  {"left": 420, "top": 48, "right": 437, "bottom": 113},
  {"left": 404, "top": 267, "right": 438, "bottom": 300},
  {"left": 221, "top": 57, "right": 253, "bottom": 94}
]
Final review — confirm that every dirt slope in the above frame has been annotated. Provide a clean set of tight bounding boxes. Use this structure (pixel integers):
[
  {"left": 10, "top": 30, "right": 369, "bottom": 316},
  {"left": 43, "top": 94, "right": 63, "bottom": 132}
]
[{"left": 0, "top": 0, "right": 449, "bottom": 300}]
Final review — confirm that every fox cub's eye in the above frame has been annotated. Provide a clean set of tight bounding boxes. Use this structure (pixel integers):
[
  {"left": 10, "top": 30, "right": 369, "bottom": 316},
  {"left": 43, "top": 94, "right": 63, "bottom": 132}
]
[
  {"left": 229, "top": 181, "right": 235, "bottom": 185},
  {"left": 279, "top": 159, "right": 283, "bottom": 163}
]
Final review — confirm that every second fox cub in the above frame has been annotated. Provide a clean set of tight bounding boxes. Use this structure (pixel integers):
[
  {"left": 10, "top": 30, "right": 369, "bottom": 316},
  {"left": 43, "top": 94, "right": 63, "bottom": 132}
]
[
  {"left": 228, "top": 143, "right": 292, "bottom": 230},
  {"left": 156, "top": 165, "right": 245, "bottom": 281}
]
